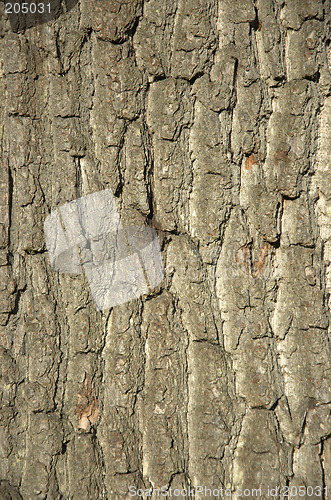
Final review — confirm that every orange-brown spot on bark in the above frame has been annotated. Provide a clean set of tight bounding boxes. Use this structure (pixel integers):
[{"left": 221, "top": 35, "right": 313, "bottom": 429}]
[
  {"left": 245, "top": 154, "right": 257, "bottom": 170},
  {"left": 253, "top": 243, "right": 272, "bottom": 277},
  {"left": 75, "top": 376, "right": 100, "bottom": 432}
]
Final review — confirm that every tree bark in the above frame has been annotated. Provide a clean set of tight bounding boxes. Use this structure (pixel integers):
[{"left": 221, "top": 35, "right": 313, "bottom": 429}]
[{"left": 0, "top": 0, "right": 330, "bottom": 498}]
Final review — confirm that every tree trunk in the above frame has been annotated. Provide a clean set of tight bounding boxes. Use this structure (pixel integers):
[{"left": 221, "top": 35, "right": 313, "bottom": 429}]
[{"left": 0, "top": 0, "right": 330, "bottom": 498}]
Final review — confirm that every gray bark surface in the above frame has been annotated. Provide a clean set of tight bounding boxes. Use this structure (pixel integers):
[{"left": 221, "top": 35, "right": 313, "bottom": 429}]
[{"left": 0, "top": 0, "right": 330, "bottom": 498}]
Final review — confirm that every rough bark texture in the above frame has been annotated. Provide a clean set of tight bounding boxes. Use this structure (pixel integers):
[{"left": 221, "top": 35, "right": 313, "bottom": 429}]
[{"left": 0, "top": 0, "right": 330, "bottom": 499}]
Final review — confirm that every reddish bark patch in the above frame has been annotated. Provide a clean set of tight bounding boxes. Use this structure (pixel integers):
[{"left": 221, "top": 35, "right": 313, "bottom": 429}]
[
  {"left": 245, "top": 154, "right": 257, "bottom": 170},
  {"left": 253, "top": 243, "right": 272, "bottom": 277},
  {"left": 75, "top": 376, "right": 100, "bottom": 431}
]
